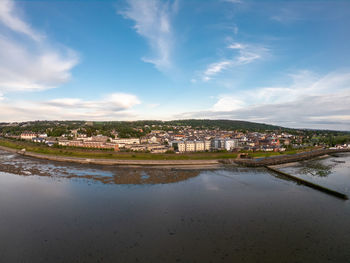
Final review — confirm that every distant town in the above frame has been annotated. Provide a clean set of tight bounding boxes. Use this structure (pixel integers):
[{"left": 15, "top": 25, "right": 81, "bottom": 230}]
[{"left": 1, "top": 120, "right": 349, "bottom": 154}]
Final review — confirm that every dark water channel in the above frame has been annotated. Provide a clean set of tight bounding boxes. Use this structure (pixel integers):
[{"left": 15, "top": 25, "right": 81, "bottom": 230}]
[{"left": 0, "top": 150, "right": 350, "bottom": 262}]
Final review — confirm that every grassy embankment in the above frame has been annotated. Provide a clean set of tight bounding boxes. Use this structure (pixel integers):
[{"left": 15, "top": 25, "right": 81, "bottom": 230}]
[{"left": 0, "top": 138, "right": 309, "bottom": 160}]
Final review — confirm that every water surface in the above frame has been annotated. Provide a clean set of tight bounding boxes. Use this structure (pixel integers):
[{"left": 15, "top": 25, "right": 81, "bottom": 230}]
[
  {"left": 0, "top": 150, "right": 349, "bottom": 262},
  {"left": 279, "top": 152, "right": 350, "bottom": 195}
]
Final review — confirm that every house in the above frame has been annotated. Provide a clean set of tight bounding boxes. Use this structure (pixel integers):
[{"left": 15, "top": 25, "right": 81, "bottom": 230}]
[
  {"left": 20, "top": 133, "right": 37, "bottom": 140},
  {"left": 32, "top": 137, "right": 46, "bottom": 143},
  {"left": 111, "top": 138, "right": 140, "bottom": 145}
]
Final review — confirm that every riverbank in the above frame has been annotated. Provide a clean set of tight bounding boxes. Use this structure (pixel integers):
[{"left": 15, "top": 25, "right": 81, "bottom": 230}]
[
  {"left": 1, "top": 139, "right": 348, "bottom": 168},
  {"left": 230, "top": 148, "right": 350, "bottom": 167},
  {"left": 0, "top": 138, "right": 239, "bottom": 161},
  {"left": 0, "top": 145, "right": 222, "bottom": 167}
]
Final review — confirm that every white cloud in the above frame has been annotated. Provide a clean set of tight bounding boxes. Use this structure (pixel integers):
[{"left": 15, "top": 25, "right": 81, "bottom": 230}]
[
  {"left": 203, "top": 60, "right": 232, "bottom": 81},
  {"left": 228, "top": 42, "right": 269, "bottom": 65},
  {"left": 201, "top": 42, "right": 269, "bottom": 81},
  {"left": 0, "top": 93, "right": 141, "bottom": 121},
  {"left": 47, "top": 93, "right": 140, "bottom": 111},
  {"left": 243, "top": 70, "right": 350, "bottom": 105},
  {"left": 228, "top": 43, "right": 245, "bottom": 49},
  {"left": 212, "top": 96, "right": 245, "bottom": 111},
  {"left": 235, "top": 70, "right": 350, "bottom": 106},
  {"left": 119, "top": 0, "right": 177, "bottom": 72},
  {"left": 179, "top": 70, "right": 350, "bottom": 130},
  {"left": 0, "top": 0, "right": 42, "bottom": 41},
  {"left": 0, "top": 37, "right": 78, "bottom": 92},
  {"left": 0, "top": 0, "right": 78, "bottom": 94},
  {"left": 103, "top": 93, "right": 141, "bottom": 110}
]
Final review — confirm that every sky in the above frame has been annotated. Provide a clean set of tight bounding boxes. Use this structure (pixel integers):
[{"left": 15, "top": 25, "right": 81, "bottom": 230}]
[{"left": 0, "top": 0, "right": 349, "bottom": 130}]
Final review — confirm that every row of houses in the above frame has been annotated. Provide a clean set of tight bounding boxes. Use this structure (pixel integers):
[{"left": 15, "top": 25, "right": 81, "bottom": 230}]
[
  {"left": 330, "top": 144, "right": 350, "bottom": 150},
  {"left": 19, "top": 131, "right": 286, "bottom": 153},
  {"left": 20, "top": 133, "right": 47, "bottom": 140},
  {"left": 59, "top": 140, "right": 119, "bottom": 151}
]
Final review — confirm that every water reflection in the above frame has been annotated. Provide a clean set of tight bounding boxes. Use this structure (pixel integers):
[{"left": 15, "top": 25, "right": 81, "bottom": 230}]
[{"left": 1, "top": 151, "right": 350, "bottom": 262}]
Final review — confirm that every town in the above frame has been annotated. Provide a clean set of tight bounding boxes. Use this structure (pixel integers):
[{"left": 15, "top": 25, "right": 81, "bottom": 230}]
[{"left": 1, "top": 120, "right": 349, "bottom": 154}]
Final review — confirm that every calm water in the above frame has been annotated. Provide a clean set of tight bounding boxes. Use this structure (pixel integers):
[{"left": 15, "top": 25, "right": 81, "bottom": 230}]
[
  {"left": 279, "top": 152, "right": 350, "bottom": 195},
  {"left": 0, "top": 150, "right": 350, "bottom": 262}
]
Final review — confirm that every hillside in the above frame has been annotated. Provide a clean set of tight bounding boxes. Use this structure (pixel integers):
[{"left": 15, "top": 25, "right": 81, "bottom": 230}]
[{"left": 164, "top": 119, "right": 282, "bottom": 131}]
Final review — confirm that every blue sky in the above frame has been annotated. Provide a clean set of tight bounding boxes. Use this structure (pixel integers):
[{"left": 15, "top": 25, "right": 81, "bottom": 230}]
[{"left": 0, "top": 0, "right": 349, "bottom": 130}]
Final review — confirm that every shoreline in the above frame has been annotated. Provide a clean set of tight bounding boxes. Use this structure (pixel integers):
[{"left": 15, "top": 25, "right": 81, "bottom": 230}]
[
  {"left": 0, "top": 145, "right": 222, "bottom": 168},
  {"left": 232, "top": 149, "right": 350, "bottom": 167},
  {"left": 1, "top": 144, "right": 349, "bottom": 168}
]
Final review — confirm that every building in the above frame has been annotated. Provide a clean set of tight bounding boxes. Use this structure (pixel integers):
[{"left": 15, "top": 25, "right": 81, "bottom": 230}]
[
  {"left": 195, "top": 141, "right": 205, "bottom": 151},
  {"left": 150, "top": 146, "right": 170, "bottom": 153},
  {"left": 58, "top": 140, "right": 119, "bottom": 151},
  {"left": 171, "top": 141, "right": 186, "bottom": 152},
  {"left": 20, "top": 133, "right": 37, "bottom": 140},
  {"left": 204, "top": 140, "right": 211, "bottom": 151},
  {"left": 224, "top": 139, "right": 238, "bottom": 151},
  {"left": 171, "top": 140, "right": 209, "bottom": 153},
  {"left": 90, "top": 135, "right": 109, "bottom": 142},
  {"left": 32, "top": 137, "right": 46, "bottom": 143},
  {"left": 148, "top": 136, "right": 158, "bottom": 144},
  {"left": 126, "top": 145, "right": 147, "bottom": 151},
  {"left": 111, "top": 138, "right": 140, "bottom": 145},
  {"left": 185, "top": 141, "right": 196, "bottom": 152},
  {"left": 211, "top": 138, "right": 225, "bottom": 150}
]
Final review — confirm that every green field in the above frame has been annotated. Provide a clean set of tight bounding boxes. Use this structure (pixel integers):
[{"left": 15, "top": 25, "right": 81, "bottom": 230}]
[{"left": 0, "top": 138, "right": 309, "bottom": 160}]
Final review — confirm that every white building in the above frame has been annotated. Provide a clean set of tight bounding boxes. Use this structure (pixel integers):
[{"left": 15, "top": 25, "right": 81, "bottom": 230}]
[
  {"left": 171, "top": 140, "right": 211, "bottom": 153},
  {"left": 177, "top": 141, "right": 186, "bottom": 152},
  {"left": 195, "top": 141, "right": 205, "bottom": 151},
  {"left": 20, "top": 133, "right": 37, "bottom": 140},
  {"left": 148, "top": 136, "right": 158, "bottom": 144},
  {"left": 204, "top": 140, "right": 211, "bottom": 151},
  {"left": 185, "top": 141, "right": 196, "bottom": 152},
  {"left": 224, "top": 139, "right": 238, "bottom": 151},
  {"left": 111, "top": 138, "right": 140, "bottom": 145}
]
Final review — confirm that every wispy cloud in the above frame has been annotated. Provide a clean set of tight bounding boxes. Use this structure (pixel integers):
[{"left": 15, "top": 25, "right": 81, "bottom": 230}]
[
  {"left": 0, "top": 93, "right": 141, "bottom": 121},
  {"left": 119, "top": 0, "right": 178, "bottom": 72},
  {"left": 203, "top": 60, "right": 232, "bottom": 82},
  {"left": 0, "top": 37, "right": 78, "bottom": 92},
  {"left": 270, "top": 8, "right": 302, "bottom": 24},
  {"left": 0, "top": 0, "right": 78, "bottom": 94},
  {"left": 180, "top": 70, "right": 350, "bottom": 130},
  {"left": 228, "top": 42, "right": 269, "bottom": 65},
  {"left": 200, "top": 41, "right": 269, "bottom": 81},
  {"left": 216, "top": 70, "right": 350, "bottom": 109},
  {"left": 46, "top": 93, "right": 141, "bottom": 111},
  {"left": 0, "top": 0, "right": 43, "bottom": 41}
]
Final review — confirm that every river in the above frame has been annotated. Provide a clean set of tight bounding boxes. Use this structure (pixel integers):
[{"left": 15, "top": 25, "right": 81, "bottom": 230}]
[{"left": 0, "top": 150, "right": 349, "bottom": 262}]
